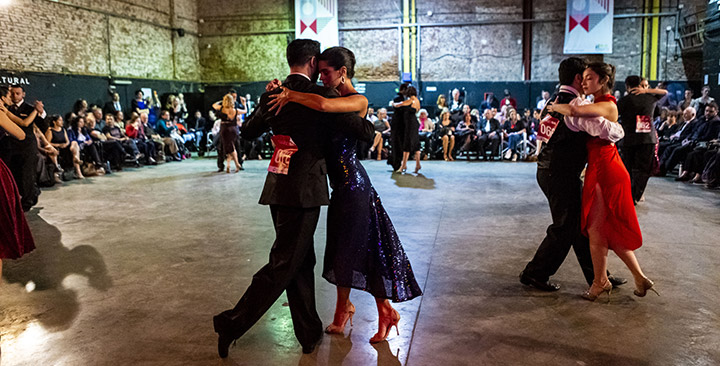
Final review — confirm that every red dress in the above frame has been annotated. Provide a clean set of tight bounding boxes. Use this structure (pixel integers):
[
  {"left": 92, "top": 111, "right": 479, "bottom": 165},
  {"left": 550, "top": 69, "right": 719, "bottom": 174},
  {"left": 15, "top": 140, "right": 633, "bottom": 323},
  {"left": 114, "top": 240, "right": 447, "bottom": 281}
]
[
  {"left": 581, "top": 94, "right": 642, "bottom": 251},
  {"left": 0, "top": 157, "right": 35, "bottom": 259}
]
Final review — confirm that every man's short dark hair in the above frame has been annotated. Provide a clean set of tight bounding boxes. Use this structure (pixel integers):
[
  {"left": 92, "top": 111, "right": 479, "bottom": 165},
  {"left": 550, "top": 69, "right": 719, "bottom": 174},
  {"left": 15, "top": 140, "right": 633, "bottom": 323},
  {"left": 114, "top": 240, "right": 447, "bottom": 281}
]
[
  {"left": 286, "top": 39, "right": 320, "bottom": 67},
  {"left": 558, "top": 57, "right": 587, "bottom": 86},
  {"left": 625, "top": 75, "right": 642, "bottom": 89},
  {"left": 228, "top": 89, "right": 237, "bottom": 95},
  {"left": 707, "top": 101, "right": 718, "bottom": 111},
  {"left": 10, "top": 84, "right": 24, "bottom": 91}
]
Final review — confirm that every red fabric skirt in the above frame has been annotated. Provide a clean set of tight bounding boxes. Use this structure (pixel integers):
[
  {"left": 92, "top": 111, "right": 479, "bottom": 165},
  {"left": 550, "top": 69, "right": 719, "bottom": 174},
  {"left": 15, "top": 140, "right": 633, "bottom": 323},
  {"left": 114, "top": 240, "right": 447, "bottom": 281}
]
[
  {"left": 0, "top": 158, "right": 35, "bottom": 259},
  {"left": 581, "top": 138, "right": 642, "bottom": 251}
]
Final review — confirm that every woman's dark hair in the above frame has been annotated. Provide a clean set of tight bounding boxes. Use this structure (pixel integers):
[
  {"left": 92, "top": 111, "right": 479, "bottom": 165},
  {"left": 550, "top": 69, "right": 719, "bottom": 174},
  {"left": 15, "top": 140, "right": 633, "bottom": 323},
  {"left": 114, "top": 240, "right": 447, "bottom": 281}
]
[
  {"left": 49, "top": 114, "right": 63, "bottom": 127},
  {"left": 405, "top": 85, "right": 417, "bottom": 97},
  {"left": 72, "top": 99, "right": 87, "bottom": 113},
  {"left": 0, "top": 85, "right": 9, "bottom": 99},
  {"left": 319, "top": 47, "right": 356, "bottom": 79},
  {"left": 399, "top": 83, "right": 409, "bottom": 93},
  {"left": 586, "top": 62, "right": 616, "bottom": 92},
  {"left": 70, "top": 116, "right": 84, "bottom": 131},
  {"left": 64, "top": 112, "right": 76, "bottom": 124}
]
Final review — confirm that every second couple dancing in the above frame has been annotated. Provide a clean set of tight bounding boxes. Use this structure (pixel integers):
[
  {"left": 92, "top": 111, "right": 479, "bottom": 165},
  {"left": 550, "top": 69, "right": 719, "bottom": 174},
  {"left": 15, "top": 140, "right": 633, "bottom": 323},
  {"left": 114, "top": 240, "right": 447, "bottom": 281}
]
[
  {"left": 212, "top": 40, "right": 422, "bottom": 358},
  {"left": 520, "top": 57, "right": 658, "bottom": 301}
]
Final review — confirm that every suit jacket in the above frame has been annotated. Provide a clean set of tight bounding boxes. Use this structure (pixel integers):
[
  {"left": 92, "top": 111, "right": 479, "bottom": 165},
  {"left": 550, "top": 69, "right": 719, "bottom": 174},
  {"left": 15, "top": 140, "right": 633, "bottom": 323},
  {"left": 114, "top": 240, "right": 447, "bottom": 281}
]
[
  {"left": 3, "top": 102, "right": 40, "bottom": 150},
  {"left": 241, "top": 74, "right": 373, "bottom": 208},
  {"left": 103, "top": 101, "right": 123, "bottom": 116},
  {"left": 537, "top": 90, "right": 589, "bottom": 174}
]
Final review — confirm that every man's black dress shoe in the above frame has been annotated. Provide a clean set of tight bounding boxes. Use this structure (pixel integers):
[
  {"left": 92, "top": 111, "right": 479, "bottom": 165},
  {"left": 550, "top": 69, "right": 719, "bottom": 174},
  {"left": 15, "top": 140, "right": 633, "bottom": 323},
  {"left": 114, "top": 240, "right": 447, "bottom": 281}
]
[
  {"left": 519, "top": 272, "right": 560, "bottom": 291},
  {"left": 217, "top": 332, "right": 235, "bottom": 358},
  {"left": 302, "top": 336, "right": 322, "bottom": 354},
  {"left": 608, "top": 275, "right": 628, "bottom": 288}
]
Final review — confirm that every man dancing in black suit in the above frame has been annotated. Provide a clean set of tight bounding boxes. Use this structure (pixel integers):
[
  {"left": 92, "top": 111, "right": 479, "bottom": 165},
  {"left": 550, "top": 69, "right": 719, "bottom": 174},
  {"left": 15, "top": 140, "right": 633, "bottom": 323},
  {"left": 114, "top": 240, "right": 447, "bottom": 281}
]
[
  {"left": 520, "top": 57, "right": 626, "bottom": 291},
  {"left": 212, "top": 39, "right": 372, "bottom": 358}
]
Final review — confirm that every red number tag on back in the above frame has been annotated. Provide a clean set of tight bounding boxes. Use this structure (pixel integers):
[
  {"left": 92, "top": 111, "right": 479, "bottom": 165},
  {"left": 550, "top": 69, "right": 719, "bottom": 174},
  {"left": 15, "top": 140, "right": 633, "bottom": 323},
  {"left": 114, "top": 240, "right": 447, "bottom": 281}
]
[
  {"left": 636, "top": 115, "right": 652, "bottom": 133},
  {"left": 537, "top": 114, "right": 560, "bottom": 142},
  {"left": 268, "top": 135, "right": 298, "bottom": 175}
]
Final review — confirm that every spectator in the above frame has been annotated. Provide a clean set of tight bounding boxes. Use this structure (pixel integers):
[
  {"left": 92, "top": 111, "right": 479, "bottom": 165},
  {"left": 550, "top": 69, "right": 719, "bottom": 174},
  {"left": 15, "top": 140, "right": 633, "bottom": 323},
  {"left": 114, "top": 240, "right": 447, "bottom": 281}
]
[
  {"left": 659, "top": 107, "right": 695, "bottom": 158},
  {"left": 500, "top": 89, "right": 517, "bottom": 110},
  {"left": 477, "top": 108, "right": 502, "bottom": 160},
  {"left": 673, "top": 102, "right": 720, "bottom": 180},
  {"left": 125, "top": 114, "right": 156, "bottom": 165},
  {"left": 103, "top": 113, "right": 141, "bottom": 163},
  {"left": 72, "top": 99, "right": 89, "bottom": 118},
  {"left": 86, "top": 114, "right": 125, "bottom": 171},
  {"left": 114, "top": 110, "right": 126, "bottom": 129},
  {"left": 502, "top": 108, "right": 526, "bottom": 161},
  {"left": 658, "top": 110, "right": 681, "bottom": 140},
  {"left": 370, "top": 107, "right": 391, "bottom": 161},
  {"left": 536, "top": 90, "right": 550, "bottom": 110},
  {"left": 131, "top": 90, "right": 150, "bottom": 116},
  {"left": 188, "top": 110, "right": 208, "bottom": 153},
  {"left": 691, "top": 86, "right": 715, "bottom": 117},
  {"left": 438, "top": 110, "right": 455, "bottom": 161},
  {"left": 436, "top": 94, "right": 448, "bottom": 119},
  {"left": 456, "top": 111, "right": 478, "bottom": 157},
  {"left": 67, "top": 116, "right": 105, "bottom": 175},
  {"left": 156, "top": 110, "right": 183, "bottom": 160},
  {"left": 140, "top": 112, "right": 166, "bottom": 162},
  {"left": 103, "top": 92, "right": 123, "bottom": 116},
  {"left": 480, "top": 92, "right": 499, "bottom": 111},
  {"left": 366, "top": 107, "right": 378, "bottom": 124},
  {"left": 418, "top": 109, "right": 434, "bottom": 160},
  {"left": 91, "top": 107, "right": 105, "bottom": 131},
  {"left": 45, "top": 115, "right": 83, "bottom": 179},
  {"left": 681, "top": 133, "right": 720, "bottom": 184},
  {"left": 678, "top": 89, "right": 693, "bottom": 112}
]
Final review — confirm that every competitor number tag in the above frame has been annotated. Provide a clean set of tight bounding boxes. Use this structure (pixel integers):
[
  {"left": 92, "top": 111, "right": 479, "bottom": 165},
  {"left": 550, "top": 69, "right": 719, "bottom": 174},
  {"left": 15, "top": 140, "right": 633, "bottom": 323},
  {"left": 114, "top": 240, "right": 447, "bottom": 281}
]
[
  {"left": 636, "top": 115, "right": 652, "bottom": 133},
  {"left": 537, "top": 114, "right": 560, "bottom": 142},
  {"left": 268, "top": 135, "right": 298, "bottom": 175}
]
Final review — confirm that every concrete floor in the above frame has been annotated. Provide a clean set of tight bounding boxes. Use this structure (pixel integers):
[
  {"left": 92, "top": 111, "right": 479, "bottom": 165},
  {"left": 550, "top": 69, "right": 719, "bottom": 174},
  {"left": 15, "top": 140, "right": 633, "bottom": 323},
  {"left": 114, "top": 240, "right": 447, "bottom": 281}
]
[{"left": 1, "top": 157, "right": 719, "bottom": 366}]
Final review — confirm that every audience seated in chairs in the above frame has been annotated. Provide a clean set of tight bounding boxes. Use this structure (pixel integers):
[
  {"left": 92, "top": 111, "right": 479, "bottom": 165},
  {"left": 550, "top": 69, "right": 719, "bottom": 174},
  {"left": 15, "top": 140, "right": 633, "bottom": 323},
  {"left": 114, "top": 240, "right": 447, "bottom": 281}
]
[
  {"left": 102, "top": 113, "right": 142, "bottom": 165},
  {"left": 86, "top": 114, "right": 125, "bottom": 171},
  {"left": 125, "top": 114, "right": 157, "bottom": 165},
  {"left": 659, "top": 103, "right": 720, "bottom": 176}
]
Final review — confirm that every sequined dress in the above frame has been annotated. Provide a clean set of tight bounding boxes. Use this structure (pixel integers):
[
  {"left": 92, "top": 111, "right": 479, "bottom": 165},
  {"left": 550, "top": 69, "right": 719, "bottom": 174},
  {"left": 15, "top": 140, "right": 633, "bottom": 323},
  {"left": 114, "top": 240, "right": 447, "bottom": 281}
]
[{"left": 323, "top": 131, "right": 422, "bottom": 302}]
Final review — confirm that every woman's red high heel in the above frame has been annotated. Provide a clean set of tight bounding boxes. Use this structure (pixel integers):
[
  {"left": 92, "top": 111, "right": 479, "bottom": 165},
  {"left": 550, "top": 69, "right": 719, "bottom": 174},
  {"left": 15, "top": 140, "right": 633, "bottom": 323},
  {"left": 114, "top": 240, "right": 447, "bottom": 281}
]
[{"left": 370, "top": 308, "right": 400, "bottom": 343}]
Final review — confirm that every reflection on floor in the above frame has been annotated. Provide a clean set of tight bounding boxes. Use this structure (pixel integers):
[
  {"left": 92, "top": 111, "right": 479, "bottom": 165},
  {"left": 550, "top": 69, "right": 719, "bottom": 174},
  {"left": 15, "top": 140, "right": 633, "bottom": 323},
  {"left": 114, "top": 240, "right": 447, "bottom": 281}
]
[{"left": 1, "top": 158, "right": 718, "bottom": 366}]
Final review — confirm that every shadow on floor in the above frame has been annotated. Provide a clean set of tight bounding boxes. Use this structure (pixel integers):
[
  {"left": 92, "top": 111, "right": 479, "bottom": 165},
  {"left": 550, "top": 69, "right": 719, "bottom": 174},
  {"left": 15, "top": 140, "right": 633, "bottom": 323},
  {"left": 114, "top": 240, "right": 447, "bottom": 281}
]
[
  {"left": 1, "top": 210, "right": 112, "bottom": 331},
  {"left": 391, "top": 173, "right": 436, "bottom": 189}
]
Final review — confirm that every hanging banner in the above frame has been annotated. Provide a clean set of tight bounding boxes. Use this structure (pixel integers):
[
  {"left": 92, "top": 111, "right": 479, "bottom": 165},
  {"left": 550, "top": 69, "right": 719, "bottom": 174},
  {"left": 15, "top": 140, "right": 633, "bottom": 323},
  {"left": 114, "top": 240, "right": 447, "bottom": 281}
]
[
  {"left": 295, "top": 0, "right": 339, "bottom": 50},
  {"left": 563, "top": 0, "right": 614, "bottom": 54}
]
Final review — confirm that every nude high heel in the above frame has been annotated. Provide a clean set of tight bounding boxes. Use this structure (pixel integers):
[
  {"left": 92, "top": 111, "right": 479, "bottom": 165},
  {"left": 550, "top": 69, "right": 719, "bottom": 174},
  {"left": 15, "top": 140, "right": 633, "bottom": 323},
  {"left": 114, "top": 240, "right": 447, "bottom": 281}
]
[
  {"left": 634, "top": 277, "right": 659, "bottom": 297},
  {"left": 370, "top": 308, "right": 400, "bottom": 343},
  {"left": 581, "top": 280, "right": 612, "bottom": 302},
  {"left": 325, "top": 302, "right": 355, "bottom": 334}
]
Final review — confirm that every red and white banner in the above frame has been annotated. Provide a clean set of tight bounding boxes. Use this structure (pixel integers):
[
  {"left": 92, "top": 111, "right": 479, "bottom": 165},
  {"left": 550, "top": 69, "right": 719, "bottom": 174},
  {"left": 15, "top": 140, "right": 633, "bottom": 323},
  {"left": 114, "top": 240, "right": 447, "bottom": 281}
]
[
  {"left": 295, "top": 0, "right": 338, "bottom": 50},
  {"left": 564, "top": 0, "right": 614, "bottom": 54}
]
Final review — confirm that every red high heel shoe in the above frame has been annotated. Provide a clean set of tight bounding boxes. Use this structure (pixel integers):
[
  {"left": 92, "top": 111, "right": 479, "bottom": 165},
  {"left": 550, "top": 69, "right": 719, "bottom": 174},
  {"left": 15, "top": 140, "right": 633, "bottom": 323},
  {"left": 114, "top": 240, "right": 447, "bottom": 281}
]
[
  {"left": 325, "top": 302, "right": 355, "bottom": 334},
  {"left": 370, "top": 308, "right": 400, "bottom": 343}
]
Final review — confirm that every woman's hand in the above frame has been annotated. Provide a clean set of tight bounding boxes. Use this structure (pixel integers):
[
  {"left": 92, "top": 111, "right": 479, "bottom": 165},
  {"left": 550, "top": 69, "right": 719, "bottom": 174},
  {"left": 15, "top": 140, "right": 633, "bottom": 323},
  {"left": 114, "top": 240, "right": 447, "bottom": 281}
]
[
  {"left": 628, "top": 87, "right": 645, "bottom": 95},
  {"left": 547, "top": 101, "right": 572, "bottom": 116},
  {"left": 267, "top": 87, "right": 293, "bottom": 115},
  {"left": 265, "top": 79, "right": 282, "bottom": 92}
]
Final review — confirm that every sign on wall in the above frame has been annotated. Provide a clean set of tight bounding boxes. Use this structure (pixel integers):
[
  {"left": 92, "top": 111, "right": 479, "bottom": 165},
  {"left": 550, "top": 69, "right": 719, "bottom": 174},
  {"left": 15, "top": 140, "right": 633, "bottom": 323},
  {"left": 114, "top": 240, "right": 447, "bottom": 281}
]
[
  {"left": 295, "top": 0, "right": 338, "bottom": 50},
  {"left": 563, "top": 0, "right": 614, "bottom": 54}
]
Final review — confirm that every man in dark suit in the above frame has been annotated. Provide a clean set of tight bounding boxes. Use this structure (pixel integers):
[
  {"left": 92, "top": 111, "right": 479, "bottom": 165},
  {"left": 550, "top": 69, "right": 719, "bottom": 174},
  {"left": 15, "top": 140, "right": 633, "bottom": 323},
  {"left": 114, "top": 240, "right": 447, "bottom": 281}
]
[
  {"left": 520, "top": 57, "right": 625, "bottom": 291},
  {"left": 0, "top": 84, "right": 45, "bottom": 211},
  {"left": 617, "top": 75, "right": 666, "bottom": 203},
  {"left": 212, "top": 39, "right": 373, "bottom": 358},
  {"left": 476, "top": 108, "right": 502, "bottom": 160},
  {"left": 102, "top": 92, "right": 123, "bottom": 116}
]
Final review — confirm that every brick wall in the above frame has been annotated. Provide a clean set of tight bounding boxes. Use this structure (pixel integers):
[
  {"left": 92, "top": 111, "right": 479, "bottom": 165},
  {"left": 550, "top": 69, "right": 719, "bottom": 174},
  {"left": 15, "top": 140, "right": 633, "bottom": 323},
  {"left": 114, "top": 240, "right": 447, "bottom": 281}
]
[{"left": 0, "top": 0, "right": 200, "bottom": 81}]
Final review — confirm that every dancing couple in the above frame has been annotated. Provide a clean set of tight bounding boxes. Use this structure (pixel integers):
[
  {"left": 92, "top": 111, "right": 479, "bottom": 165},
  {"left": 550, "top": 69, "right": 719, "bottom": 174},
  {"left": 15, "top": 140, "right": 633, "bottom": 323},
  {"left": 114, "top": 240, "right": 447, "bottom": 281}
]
[
  {"left": 212, "top": 40, "right": 422, "bottom": 358},
  {"left": 521, "top": 57, "right": 656, "bottom": 301}
]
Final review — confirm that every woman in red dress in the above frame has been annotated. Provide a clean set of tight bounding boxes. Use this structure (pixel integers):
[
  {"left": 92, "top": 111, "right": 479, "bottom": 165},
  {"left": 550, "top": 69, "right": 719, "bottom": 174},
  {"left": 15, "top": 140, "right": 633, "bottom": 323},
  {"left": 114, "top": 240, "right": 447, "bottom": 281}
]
[
  {"left": 549, "top": 63, "right": 656, "bottom": 301},
  {"left": 1, "top": 86, "right": 36, "bottom": 278}
]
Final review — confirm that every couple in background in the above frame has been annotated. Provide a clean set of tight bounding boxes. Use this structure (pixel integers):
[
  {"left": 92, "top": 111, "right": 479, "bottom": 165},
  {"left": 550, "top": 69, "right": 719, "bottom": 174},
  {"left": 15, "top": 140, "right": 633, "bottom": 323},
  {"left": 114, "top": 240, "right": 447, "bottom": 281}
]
[{"left": 212, "top": 40, "right": 421, "bottom": 358}]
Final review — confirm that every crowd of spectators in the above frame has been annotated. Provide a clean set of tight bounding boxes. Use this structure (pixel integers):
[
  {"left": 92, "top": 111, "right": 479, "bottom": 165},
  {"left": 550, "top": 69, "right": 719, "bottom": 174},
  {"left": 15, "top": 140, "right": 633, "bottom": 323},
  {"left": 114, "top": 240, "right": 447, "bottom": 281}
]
[{"left": 0, "top": 85, "right": 211, "bottom": 212}]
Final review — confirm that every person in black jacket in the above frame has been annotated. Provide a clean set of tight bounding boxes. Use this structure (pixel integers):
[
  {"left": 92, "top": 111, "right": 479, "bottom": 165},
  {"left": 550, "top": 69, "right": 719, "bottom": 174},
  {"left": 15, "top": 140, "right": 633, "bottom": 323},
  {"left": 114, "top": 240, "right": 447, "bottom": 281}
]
[
  {"left": 212, "top": 39, "right": 373, "bottom": 358},
  {"left": 617, "top": 75, "right": 667, "bottom": 203},
  {"left": 0, "top": 84, "right": 46, "bottom": 211}
]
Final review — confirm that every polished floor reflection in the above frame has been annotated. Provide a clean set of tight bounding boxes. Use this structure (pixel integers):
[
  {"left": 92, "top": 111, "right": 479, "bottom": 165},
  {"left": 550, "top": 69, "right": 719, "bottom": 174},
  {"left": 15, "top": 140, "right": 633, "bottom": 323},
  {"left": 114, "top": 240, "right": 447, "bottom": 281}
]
[{"left": 1, "top": 158, "right": 719, "bottom": 366}]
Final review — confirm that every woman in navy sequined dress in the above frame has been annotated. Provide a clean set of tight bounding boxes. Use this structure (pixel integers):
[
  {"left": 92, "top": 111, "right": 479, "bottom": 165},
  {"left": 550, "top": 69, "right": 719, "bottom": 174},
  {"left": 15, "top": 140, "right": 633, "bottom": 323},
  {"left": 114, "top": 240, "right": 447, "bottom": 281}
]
[{"left": 269, "top": 47, "right": 422, "bottom": 343}]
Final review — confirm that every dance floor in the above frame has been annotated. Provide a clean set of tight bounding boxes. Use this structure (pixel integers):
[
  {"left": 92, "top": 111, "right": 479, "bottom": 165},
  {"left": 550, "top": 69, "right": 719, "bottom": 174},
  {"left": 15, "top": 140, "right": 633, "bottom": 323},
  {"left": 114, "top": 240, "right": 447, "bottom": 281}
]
[{"left": 1, "top": 157, "right": 719, "bottom": 366}]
